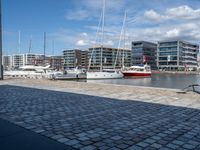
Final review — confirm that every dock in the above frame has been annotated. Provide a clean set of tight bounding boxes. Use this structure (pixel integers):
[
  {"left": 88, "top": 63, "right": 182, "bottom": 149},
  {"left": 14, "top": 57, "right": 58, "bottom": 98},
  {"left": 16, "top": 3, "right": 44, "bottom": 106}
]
[{"left": 0, "top": 79, "right": 200, "bottom": 150}]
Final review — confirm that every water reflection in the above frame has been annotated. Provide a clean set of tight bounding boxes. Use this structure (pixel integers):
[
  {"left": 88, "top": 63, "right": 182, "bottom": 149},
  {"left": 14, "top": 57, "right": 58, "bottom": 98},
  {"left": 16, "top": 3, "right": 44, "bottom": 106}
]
[{"left": 87, "top": 74, "right": 200, "bottom": 89}]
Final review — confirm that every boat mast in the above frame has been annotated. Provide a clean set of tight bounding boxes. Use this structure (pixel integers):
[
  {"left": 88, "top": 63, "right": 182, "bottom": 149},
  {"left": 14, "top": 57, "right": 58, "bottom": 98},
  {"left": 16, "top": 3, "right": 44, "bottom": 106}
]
[
  {"left": 114, "top": 11, "right": 127, "bottom": 69},
  {"left": 122, "top": 11, "right": 127, "bottom": 69},
  {"left": 88, "top": 10, "right": 103, "bottom": 71},
  {"left": 43, "top": 32, "right": 46, "bottom": 65},
  {"left": 100, "top": 0, "right": 105, "bottom": 72},
  {"left": 28, "top": 35, "right": 32, "bottom": 53},
  {"left": 18, "top": 30, "right": 21, "bottom": 54},
  {"left": 0, "top": 0, "right": 3, "bottom": 80},
  {"left": 52, "top": 39, "right": 54, "bottom": 56}
]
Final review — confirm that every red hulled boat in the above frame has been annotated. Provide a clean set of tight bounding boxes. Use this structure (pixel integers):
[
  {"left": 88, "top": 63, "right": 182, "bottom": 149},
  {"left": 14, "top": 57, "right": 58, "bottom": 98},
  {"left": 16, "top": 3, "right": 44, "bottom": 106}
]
[{"left": 122, "top": 64, "right": 152, "bottom": 77}]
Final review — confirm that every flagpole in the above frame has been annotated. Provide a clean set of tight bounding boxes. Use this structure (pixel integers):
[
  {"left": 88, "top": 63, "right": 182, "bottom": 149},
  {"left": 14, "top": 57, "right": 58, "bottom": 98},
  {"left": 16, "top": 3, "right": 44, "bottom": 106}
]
[{"left": 0, "top": 0, "right": 3, "bottom": 80}]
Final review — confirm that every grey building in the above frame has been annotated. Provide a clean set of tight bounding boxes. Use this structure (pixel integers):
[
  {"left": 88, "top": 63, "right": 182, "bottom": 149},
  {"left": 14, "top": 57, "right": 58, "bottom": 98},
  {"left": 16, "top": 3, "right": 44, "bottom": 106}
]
[
  {"left": 88, "top": 46, "right": 131, "bottom": 70},
  {"left": 24, "top": 53, "right": 43, "bottom": 65},
  {"left": 33, "top": 55, "right": 64, "bottom": 70},
  {"left": 49, "top": 56, "right": 64, "bottom": 71},
  {"left": 63, "top": 49, "right": 88, "bottom": 69},
  {"left": 157, "top": 40, "right": 199, "bottom": 71},
  {"left": 132, "top": 41, "right": 157, "bottom": 70},
  {"left": 12, "top": 54, "right": 24, "bottom": 68},
  {"left": 2, "top": 55, "right": 12, "bottom": 70}
]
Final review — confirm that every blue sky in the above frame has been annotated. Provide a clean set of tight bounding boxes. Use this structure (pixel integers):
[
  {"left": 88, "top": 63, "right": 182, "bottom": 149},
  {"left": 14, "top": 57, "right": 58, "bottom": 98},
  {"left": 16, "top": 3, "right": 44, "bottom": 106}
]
[{"left": 3, "top": 0, "right": 200, "bottom": 55}]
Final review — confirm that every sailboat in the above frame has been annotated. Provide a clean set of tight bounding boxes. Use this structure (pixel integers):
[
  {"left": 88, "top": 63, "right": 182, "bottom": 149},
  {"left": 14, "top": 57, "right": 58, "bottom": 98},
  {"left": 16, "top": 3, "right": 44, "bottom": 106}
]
[{"left": 87, "top": 0, "right": 123, "bottom": 79}]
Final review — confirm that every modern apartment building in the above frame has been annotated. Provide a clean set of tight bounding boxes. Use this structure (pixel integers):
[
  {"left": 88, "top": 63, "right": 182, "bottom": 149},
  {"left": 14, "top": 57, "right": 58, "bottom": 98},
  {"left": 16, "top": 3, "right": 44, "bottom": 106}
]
[
  {"left": 33, "top": 55, "right": 64, "bottom": 70},
  {"left": 63, "top": 49, "right": 88, "bottom": 69},
  {"left": 2, "top": 55, "right": 12, "bottom": 70},
  {"left": 49, "top": 56, "right": 64, "bottom": 70},
  {"left": 12, "top": 54, "right": 24, "bottom": 68},
  {"left": 157, "top": 40, "right": 199, "bottom": 71},
  {"left": 88, "top": 46, "right": 131, "bottom": 70},
  {"left": 5, "top": 53, "right": 63, "bottom": 70},
  {"left": 132, "top": 41, "right": 157, "bottom": 70},
  {"left": 24, "top": 53, "right": 43, "bottom": 65}
]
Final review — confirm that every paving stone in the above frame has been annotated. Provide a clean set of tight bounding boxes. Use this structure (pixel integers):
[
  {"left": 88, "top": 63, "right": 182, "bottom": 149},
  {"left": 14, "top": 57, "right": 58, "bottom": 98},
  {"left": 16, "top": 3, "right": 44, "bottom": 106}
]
[
  {"left": 116, "top": 143, "right": 129, "bottom": 149},
  {"left": 188, "top": 140, "right": 199, "bottom": 146},
  {"left": 78, "top": 136, "right": 90, "bottom": 141},
  {"left": 57, "top": 137, "right": 70, "bottom": 143},
  {"left": 151, "top": 143, "right": 162, "bottom": 149},
  {"left": 136, "top": 142, "right": 149, "bottom": 148},
  {"left": 144, "top": 139, "right": 156, "bottom": 144},
  {"left": 172, "top": 140, "right": 184, "bottom": 145},
  {"left": 73, "top": 143, "right": 84, "bottom": 149},
  {"left": 99, "top": 145, "right": 110, "bottom": 150},
  {"left": 182, "top": 144, "right": 196, "bottom": 149},
  {"left": 80, "top": 145, "right": 96, "bottom": 150},
  {"left": 110, "top": 135, "right": 123, "bottom": 140},
  {"left": 128, "top": 145, "right": 142, "bottom": 150},
  {"left": 65, "top": 139, "right": 80, "bottom": 146},
  {"left": 166, "top": 143, "right": 179, "bottom": 149},
  {"left": 108, "top": 147, "right": 121, "bottom": 150}
]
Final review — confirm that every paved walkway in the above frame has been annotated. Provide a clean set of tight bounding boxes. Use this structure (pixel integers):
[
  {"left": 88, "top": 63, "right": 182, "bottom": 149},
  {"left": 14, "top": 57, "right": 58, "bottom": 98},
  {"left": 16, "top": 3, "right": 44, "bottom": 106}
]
[
  {"left": 0, "top": 85, "right": 200, "bottom": 150},
  {"left": 1, "top": 79, "right": 200, "bottom": 109},
  {"left": 0, "top": 118, "right": 75, "bottom": 150}
]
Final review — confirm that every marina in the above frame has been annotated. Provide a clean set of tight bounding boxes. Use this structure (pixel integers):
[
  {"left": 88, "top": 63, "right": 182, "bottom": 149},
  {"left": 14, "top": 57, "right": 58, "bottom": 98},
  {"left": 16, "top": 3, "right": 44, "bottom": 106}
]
[{"left": 1, "top": 0, "right": 200, "bottom": 149}]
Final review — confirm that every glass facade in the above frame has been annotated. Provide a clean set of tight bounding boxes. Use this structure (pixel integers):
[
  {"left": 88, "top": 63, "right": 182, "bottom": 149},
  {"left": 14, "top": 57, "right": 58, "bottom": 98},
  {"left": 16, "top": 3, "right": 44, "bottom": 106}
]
[
  {"left": 132, "top": 41, "right": 157, "bottom": 70},
  {"left": 157, "top": 40, "right": 199, "bottom": 71},
  {"left": 63, "top": 49, "right": 88, "bottom": 69}
]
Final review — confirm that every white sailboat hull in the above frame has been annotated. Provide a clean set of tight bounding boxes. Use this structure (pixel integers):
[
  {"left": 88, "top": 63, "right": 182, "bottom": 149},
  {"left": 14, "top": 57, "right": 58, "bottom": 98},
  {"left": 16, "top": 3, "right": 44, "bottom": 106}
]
[{"left": 87, "top": 71, "right": 123, "bottom": 79}]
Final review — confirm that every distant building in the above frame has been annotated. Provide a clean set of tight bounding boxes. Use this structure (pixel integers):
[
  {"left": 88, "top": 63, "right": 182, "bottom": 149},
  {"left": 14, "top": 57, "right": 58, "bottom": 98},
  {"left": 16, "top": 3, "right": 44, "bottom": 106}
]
[
  {"left": 24, "top": 53, "right": 43, "bottom": 65},
  {"left": 88, "top": 46, "right": 131, "bottom": 70},
  {"left": 132, "top": 41, "right": 157, "bottom": 70},
  {"left": 157, "top": 40, "right": 199, "bottom": 71},
  {"left": 63, "top": 49, "right": 88, "bottom": 69},
  {"left": 49, "top": 56, "right": 64, "bottom": 70},
  {"left": 12, "top": 54, "right": 24, "bottom": 68},
  {"left": 33, "top": 55, "right": 64, "bottom": 70},
  {"left": 81, "top": 50, "right": 88, "bottom": 69},
  {"left": 2, "top": 55, "right": 12, "bottom": 70}
]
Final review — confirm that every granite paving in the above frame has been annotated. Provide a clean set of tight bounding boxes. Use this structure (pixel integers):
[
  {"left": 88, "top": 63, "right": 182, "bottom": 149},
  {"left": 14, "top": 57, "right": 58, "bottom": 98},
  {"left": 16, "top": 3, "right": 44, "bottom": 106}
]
[{"left": 0, "top": 85, "right": 200, "bottom": 149}]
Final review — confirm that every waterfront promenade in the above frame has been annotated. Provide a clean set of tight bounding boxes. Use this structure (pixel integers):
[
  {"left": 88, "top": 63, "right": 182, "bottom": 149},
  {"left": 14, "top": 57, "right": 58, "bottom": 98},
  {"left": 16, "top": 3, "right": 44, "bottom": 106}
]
[{"left": 0, "top": 79, "right": 200, "bottom": 150}]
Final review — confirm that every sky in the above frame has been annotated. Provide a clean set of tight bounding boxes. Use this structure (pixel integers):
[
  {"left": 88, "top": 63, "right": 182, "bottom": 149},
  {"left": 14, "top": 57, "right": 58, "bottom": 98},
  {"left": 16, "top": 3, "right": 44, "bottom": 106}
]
[{"left": 3, "top": 0, "right": 200, "bottom": 55}]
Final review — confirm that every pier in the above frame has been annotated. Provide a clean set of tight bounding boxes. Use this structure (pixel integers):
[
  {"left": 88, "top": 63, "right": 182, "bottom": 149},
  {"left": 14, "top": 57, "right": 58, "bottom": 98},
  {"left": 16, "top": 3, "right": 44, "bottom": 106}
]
[{"left": 0, "top": 79, "right": 200, "bottom": 149}]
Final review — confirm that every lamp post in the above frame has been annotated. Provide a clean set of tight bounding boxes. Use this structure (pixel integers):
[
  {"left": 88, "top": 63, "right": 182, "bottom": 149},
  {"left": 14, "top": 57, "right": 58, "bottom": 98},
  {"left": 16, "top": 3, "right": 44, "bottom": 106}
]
[{"left": 0, "top": 0, "right": 3, "bottom": 80}]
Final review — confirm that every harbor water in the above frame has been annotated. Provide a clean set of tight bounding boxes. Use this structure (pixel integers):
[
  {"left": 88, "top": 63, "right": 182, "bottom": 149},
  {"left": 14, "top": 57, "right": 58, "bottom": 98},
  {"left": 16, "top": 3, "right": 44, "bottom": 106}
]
[{"left": 87, "top": 74, "right": 200, "bottom": 90}]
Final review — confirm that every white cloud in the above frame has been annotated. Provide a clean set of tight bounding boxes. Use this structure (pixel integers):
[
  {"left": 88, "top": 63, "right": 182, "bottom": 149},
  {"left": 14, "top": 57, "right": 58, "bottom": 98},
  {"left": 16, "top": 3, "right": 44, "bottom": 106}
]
[
  {"left": 80, "top": 32, "right": 88, "bottom": 37},
  {"left": 145, "top": 5, "right": 200, "bottom": 22},
  {"left": 166, "top": 29, "right": 180, "bottom": 38},
  {"left": 166, "top": 5, "right": 200, "bottom": 20},
  {"left": 144, "top": 10, "right": 166, "bottom": 21},
  {"left": 76, "top": 40, "right": 88, "bottom": 46}
]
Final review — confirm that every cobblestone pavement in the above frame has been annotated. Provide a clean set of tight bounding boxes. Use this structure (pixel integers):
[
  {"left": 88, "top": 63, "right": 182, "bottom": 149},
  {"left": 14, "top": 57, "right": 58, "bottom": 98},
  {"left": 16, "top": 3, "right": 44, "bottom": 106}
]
[
  {"left": 0, "top": 85, "right": 200, "bottom": 150},
  {"left": 1, "top": 79, "right": 200, "bottom": 110}
]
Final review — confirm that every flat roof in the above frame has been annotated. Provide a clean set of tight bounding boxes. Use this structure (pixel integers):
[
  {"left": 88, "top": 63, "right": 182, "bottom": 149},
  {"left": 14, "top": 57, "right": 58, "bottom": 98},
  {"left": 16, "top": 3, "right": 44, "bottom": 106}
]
[{"left": 89, "top": 45, "right": 131, "bottom": 51}]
